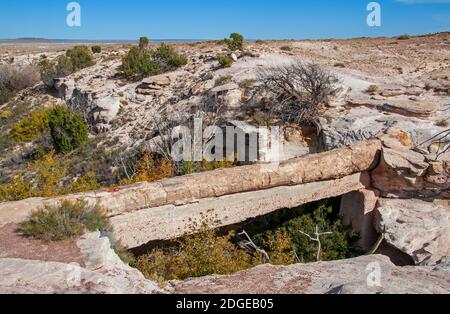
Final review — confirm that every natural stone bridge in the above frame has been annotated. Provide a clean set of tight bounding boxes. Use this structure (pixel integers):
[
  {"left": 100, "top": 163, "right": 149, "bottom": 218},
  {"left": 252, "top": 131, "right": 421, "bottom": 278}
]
[{"left": 0, "top": 140, "right": 382, "bottom": 249}]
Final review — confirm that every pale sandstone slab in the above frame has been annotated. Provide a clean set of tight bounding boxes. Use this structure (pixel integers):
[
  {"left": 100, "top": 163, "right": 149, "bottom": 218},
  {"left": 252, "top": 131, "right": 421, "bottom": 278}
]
[
  {"left": 340, "top": 189, "right": 379, "bottom": 251},
  {"left": 374, "top": 198, "right": 450, "bottom": 266},
  {"left": 0, "top": 232, "right": 162, "bottom": 294},
  {"left": 168, "top": 255, "right": 450, "bottom": 294}
]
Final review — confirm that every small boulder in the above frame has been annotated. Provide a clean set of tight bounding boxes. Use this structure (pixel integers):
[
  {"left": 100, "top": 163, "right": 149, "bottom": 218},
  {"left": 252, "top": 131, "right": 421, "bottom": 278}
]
[
  {"left": 210, "top": 82, "right": 239, "bottom": 94},
  {"left": 142, "top": 74, "right": 171, "bottom": 86},
  {"left": 374, "top": 198, "right": 450, "bottom": 266}
]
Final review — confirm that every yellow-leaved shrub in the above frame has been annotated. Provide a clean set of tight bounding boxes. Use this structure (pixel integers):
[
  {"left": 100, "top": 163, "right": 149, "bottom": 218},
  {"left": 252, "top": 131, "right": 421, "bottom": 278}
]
[
  {"left": 9, "top": 107, "right": 52, "bottom": 142},
  {"left": 135, "top": 211, "right": 260, "bottom": 283},
  {"left": 0, "top": 153, "right": 101, "bottom": 202},
  {"left": 120, "top": 153, "right": 174, "bottom": 185}
]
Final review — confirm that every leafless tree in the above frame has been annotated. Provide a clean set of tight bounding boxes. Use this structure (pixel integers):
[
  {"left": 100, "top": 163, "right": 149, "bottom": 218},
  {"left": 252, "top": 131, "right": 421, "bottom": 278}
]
[
  {"left": 196, "top": 95, "right": 228, "bottom": 129},
  {"left": 237, "top": 230, "right": 271, "bottom": 263},
  {"left": 112, "top": 146, "right": 141, "bottom": 181},
  {"left": 155, "top": 108, "right": 188, "bottom": 147},
  {"left": 255, "top": 61, "right": 341, "bottom": 126},
  {"left": 299, "top": 225, "right": 333, "bottom": 262},
  {"left": 0, "top": 64, "right": 41, "bottom": 95}
]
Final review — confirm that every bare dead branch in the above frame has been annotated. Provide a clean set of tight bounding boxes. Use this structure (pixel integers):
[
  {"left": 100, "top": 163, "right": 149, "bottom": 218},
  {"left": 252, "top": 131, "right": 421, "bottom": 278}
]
[
  {"left": 237, "top": 230, "right": 271, "bottom": 263},
  {"left": 299, "top": 225, "right": 333, "bottom": 262},
  {"left": 255, "top": 61, "right": 341, "bottom": 126}
]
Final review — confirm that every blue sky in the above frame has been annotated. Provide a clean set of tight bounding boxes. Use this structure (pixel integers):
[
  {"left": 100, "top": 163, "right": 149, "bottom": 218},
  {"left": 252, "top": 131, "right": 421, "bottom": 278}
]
[{"left": 0, "top": 0, "right": 449, "bottom": 40}]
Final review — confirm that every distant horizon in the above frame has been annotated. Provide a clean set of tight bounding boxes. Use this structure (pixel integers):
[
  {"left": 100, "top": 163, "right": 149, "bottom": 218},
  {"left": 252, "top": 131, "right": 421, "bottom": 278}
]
[{"left": 0, "top": 30, "right": 448, "bottom": 43}]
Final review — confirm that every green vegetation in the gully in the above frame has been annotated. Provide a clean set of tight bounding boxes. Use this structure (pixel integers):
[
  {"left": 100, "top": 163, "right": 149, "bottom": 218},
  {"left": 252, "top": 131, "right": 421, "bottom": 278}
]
[
  {"left": 246, "top": 200, "right": 360, "bottom": 263},
  {"left": 135, "top": 199, "right": 360, "bottom": 282},
  {"left": 121, "top": 37, "right": 188, "bottom": 79}
]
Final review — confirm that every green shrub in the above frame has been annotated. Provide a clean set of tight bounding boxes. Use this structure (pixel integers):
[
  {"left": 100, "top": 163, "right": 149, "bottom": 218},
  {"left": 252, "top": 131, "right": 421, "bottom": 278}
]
[
  {"left": 224, "top": 33, "right": 244, "bottom": 51},
  {"left": 39, "top": 55, "right": 74, "bottom": 88},
  {"left": 250, "top": 201, "right": 360, "bottom": 263},
  {"left": 151, "top": 43, "right": 188, "bottom": 71},
  {"left": 121, "top": 46, "right": 162, "bottom": 79},
  {"left": 39, "top": 46, "right": 93, "bottom": 88},
  {"left": 9, "top": 107, "right": 51, "bottom": 142},
  {"left": 19, "top": 200, "right": 109, "bottom": 241},
  {"left": 65, "top": 46, "right": 95, "bottom": 71},
  {"left": 135, "top": 200, "right": 359, "bottom": 282},
  {"left": 91, "top": 45, "right": 102, "bottom": 54},
  {"left": 0, "top": 175, "right": 34, "bottom": 202},
  {"left": 280, "top": 45, "right": 292, "bottom": 51},
  {"left": 0, "top": 110, "right": 12, "bottom": 120},
  {"left": 136, "top": 211, "right": 258, "bottom": 282},
  {"left": 217, "top": 54, "right": 233, "bottom": 68},
  {"left": 119, "top": 152, "right": 173, "bottom": 185},
  {"left": 179, "top": 160, "right": 200, "bottom": 176},
  {"left": 366, "top": 85, "right": 379, "bottom": 93},
  {"left": 397, "top": 34, "right": 411, "bottom": 40},
  {"left": 121, "top": 43, "right": 187, "bottom": 79},
  {"left": 0, "top": 152, "right": 102, "bottom": 202},
  {"left": 0, "top": 86, "right": 13, "bottom": 105},
  {"left": 67, "top": 172, "right": 101, "bottom": 193},
  {"left": 139, "top": 37, "right": 150, "bottom": 51},
  {"left": 47, "top": 106, "right": 89, "bottom": 153}
]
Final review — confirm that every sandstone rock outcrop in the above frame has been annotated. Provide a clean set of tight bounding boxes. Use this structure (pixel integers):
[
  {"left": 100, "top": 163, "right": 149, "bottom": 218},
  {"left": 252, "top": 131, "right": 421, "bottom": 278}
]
[
  {"left": 0, "top": 232, "right": 162, "bottom": 294},
  {"left": 340, "top": 189, "right": 379, "bottom": 251},
  {"left": 136, "top": 74, "right": 173, "bottom": 95},
  {"left": 371, "top": 129, "right": 449, "bottom": 198},
  {"left": 168, "top": 255, "right": 449, "bottom": 294},
  {"left": 67, "top": 86, "right": 121, "bottom": 133},
  {"left": 381, "top": 99, "right": 437, "bottom": 119},
  {"left": 374, "top": 198, "right": 449, "bottom": 266}
]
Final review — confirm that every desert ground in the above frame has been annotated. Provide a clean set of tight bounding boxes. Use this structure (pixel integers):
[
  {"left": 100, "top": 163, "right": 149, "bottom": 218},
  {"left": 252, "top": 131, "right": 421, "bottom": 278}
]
[{"left": 0, "top": 33, "right": 448, "bottom": 294}]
